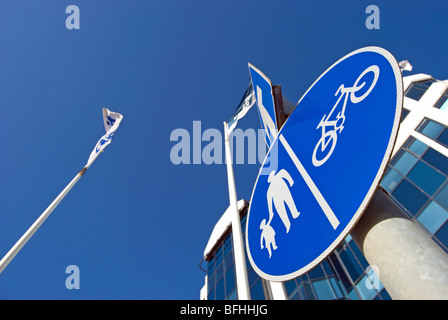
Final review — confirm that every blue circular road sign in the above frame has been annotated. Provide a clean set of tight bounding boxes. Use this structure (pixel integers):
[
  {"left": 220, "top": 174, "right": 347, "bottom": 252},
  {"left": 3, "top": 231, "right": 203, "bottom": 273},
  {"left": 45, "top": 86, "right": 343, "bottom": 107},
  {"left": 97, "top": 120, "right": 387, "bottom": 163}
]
[{"left": 246, "top": 47, "right": 403, "bottom": 281}]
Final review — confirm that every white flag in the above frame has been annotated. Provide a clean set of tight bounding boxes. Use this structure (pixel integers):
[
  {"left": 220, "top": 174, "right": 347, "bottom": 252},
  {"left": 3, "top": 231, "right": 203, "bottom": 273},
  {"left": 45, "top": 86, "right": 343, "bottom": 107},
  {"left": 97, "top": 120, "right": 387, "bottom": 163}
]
[
  {"left": 227, "top": 82, "right": 256, "bottom": 133},
  {"left": 399, "top": 60, "right": 413, "bottom": 72},
  {"left": 85, "top": 108, "right": 123, "bottom": 169}
]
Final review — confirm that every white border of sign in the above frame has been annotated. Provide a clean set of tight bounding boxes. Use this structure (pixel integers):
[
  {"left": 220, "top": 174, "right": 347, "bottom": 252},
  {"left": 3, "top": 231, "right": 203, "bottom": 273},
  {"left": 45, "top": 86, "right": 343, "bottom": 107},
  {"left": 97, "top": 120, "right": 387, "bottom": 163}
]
[{"left": 246, "top": 46, "right": 403, "bottom": 282}]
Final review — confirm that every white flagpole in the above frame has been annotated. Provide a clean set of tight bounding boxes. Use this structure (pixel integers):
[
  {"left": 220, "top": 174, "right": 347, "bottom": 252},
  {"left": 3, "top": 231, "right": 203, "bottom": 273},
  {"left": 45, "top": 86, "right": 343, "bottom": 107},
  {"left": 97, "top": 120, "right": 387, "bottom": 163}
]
[
  {"left": 0, "top": 108, "right": 122, "bottom": 274},
  {"left": 0, "top": 167, "right": 87, "bottom": 274},
  {"left": 223, "top": 121, "right": 251, "bottom": 300}
]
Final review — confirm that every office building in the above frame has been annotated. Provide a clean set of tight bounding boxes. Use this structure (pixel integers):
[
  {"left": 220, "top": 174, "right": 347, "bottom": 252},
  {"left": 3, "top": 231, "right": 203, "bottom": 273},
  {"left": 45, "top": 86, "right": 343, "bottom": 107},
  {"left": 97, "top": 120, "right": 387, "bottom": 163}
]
[{"left": 200, "top": 72, "right": 448, "bottom": 300}]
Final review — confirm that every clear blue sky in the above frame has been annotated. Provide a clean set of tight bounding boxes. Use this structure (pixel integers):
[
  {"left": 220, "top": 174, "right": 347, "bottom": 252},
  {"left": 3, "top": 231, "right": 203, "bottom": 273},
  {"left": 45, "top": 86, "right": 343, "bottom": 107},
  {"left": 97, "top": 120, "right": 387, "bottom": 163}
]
[{"left": 0, "top": 0, "right": 446, "bottom": 299}]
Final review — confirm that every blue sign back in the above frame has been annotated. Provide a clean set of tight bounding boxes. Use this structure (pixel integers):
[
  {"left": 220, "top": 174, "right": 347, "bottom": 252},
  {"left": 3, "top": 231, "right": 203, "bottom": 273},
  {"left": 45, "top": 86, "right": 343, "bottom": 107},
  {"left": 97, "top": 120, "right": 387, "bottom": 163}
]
[
  {"left": 249, "top": 63, "right": 278, "bottom": 147},
  {"left": 246, "top": 47, "right": 403, "bottom": 281}
]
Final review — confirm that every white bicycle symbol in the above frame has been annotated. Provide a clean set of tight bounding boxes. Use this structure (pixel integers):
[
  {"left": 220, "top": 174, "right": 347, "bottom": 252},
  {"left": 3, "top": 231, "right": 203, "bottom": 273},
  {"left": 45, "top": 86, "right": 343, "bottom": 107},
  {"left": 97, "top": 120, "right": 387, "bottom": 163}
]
[{"left": 312, "top": 65, "right": 380, "bottom": 167}]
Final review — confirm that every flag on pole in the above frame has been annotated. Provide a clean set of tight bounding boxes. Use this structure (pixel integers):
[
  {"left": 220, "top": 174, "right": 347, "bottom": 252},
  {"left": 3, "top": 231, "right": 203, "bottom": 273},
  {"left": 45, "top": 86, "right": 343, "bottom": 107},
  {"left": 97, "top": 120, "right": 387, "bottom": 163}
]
[
  {"left": 399, "top": 60, "right": 413, "bottom": 72},
  {"left": 85, "top": 108, "right": 123, "bottom": 169},
  {"left": 227, "top": 82, "right": 256, "bottom": 133},
  {"left": 0, "top": 108, "right": 124, "bottom": 274}
]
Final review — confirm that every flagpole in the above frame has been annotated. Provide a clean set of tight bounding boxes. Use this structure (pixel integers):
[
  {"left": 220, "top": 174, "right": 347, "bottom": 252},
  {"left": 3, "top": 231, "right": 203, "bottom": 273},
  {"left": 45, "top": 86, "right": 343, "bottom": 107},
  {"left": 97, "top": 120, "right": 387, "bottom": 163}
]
[
  {"left": 223, "top": 121, "right": 251, "bottom": 300},
  {"left": 0, "top": 109, "right": 122, "bottom": 275},
  {"left": 0, "top": 167, "right": 87, "bottom": 274}
]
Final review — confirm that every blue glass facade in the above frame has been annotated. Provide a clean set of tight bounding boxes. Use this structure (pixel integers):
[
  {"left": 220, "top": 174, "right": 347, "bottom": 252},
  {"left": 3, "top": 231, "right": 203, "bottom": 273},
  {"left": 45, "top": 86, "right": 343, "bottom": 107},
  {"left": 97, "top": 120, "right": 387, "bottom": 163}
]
[
  {"left": 206, "top": 230, "right": 238, "bottom": 300},
  {"left": 206, "top": 209, "right": 271, "bottom": 300},
  {"left": 404, "top": 80, "right": 434, "bottom": 101},
  {"left": 435, "top": 90, "right": 448, "bottom": 111},
  {"left": 382, "top": 122, "right": 448, "bottom": 252}
]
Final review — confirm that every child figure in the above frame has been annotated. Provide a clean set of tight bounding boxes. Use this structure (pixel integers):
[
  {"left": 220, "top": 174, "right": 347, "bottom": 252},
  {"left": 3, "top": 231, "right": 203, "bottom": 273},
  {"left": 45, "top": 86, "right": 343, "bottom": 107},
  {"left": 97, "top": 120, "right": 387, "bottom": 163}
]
[{"left": 260, "top": 219, "right": 278, "bottom": 258}]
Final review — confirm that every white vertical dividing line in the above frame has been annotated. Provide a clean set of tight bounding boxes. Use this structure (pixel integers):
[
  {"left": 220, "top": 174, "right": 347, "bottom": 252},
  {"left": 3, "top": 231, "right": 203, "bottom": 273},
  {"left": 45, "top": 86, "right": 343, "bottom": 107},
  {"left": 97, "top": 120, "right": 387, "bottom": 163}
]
[{"left": 279, "top": 134, "right": 340, "bottom": 230}]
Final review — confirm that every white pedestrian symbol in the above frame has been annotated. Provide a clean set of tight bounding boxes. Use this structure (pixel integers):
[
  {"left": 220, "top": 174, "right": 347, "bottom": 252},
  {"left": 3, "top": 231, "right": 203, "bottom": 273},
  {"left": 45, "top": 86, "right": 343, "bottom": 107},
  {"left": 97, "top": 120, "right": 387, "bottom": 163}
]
[
  {"left": 260, "top": 219, "right": 277, "bottom": 258},
  {"left": 260, "top": 169, "right": 301, "bottom": 258}
]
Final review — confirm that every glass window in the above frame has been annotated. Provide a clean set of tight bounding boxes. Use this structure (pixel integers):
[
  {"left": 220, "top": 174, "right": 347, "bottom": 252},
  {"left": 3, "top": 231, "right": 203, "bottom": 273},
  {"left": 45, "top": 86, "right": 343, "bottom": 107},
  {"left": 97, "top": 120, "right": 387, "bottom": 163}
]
[
  {"left": 301, "top": 282, "right": 316, "bottom": 300},
  {"left": 250, "top": 279, "right": 265, "bottom": 300},
  {"left": 227, "top": 290, "right": 237, "bottom": 300},
  {"left": 404, "top": 80, "right": 434, "bottom": 101},
  {"left": 344, "top": 234, "right": 352, "bottom": 244},
  {"left": 401, "top": 108, "right": 410, "bottom": 122},
  {"left": 329, "top": 254, "right": 352, "bottom": 291},
  {"left": 416, "top": 201, "right": 448, "bottom": 234},
  {"left": 435, "top": 221, "right": 448, "bottom": 249},
  {"left": 240, "top": 214, "right": 247, "bottom": 230},
  {"left": 308, "top": 265, "right": 325, "bottom": 280},
  {"left": 437, "top": 129, "right": 448, "bottom": 148},
  {"left": 409, "top": 139, "right": 428, "bottom": 157},
  {"left": 435, "top": 91, "right": 448, "bottom": 111},
  {"left": 207, "top": 260, "right": 214, "bottom": 278},
  {"left": 349, "top": 242, "right": 369, "bottom": 270},
  {"left": 422, "top": 148, "right": 448, "bottom": 176},
  {"left": 290, "top": 290, "right": 302, "bottom": 300},
  {"left": 215, "top": 263, "right": 223, "bottom": 282},
  {"left": 225, "top": 265, "right": 235, "bottom": 298},
  {"left": 321, "top": 260, "right": 334, "bottom": 276},
  {"left": 392, "top": 179, "right": 429, "bottom": 216},
  {"left": 284, "top": 279, "right": 298, "bottom": 296},
  {"left": 439, "top": 99, "right": 448, "bottom": 111},
  {"left": 407, "top": 161, "right": 445, "bottom": 195},
  {"left": 313, "top": 279, "right": 336, "bottom": 300},
  {"left": 380, "top": 167, "right": 403, "bottom": 193},
  {"left": 356, "top": 274, "right": 380, "bottom": 300},
  {"left": 206, "top": 231, "right": 239, "bottom": 300},
  {"left": 418, "top": 119, "right": 444, "bottom": 139},
  {"left": 215, "top": 246, "right": 223, "bottom": 267},
  {"left": 329, "top": 277, "right": 345, "bottom": 299},
  {"left": 295, "top": 283, "right": 306, "bottom": 300},
  {"left": 224, "top": 251, "right": 233, "bottom": 271},
  {"left": 223, "top": 235, "right": 232, "bottom": 256},
  {"left": 215, "top": 278, "right": 225, "bottom": 300},
  {"left": 348, "top": 288, "right": 360, "bottom": 300},
  {"left": 208, "top": 288, "right": 215, "bottom": 300},
  {"left": 338, "top": 249, "right": 363, "bottom": 283},
  {"left": 247, "top": 267, "right": 259, "bottom": 287},
  {"left": 435, "top": 183, "right": 448, "bottom": 210},
  {"left": 379, "top": 289, "right": 392, "bottom": 300},
  {"left": 392, "top": 151, "right": 418, "bottom": 176},
  {"left": 207, "top": 273, "right": 215, "bottom": 294}
]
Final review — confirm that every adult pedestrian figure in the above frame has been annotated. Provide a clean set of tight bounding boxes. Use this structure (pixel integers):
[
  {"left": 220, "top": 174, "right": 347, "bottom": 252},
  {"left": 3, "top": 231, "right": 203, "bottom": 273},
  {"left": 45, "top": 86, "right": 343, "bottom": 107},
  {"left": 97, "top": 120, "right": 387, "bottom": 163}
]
[{"left": 266, "top": 169, "right": 300, "bottom": 233}]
